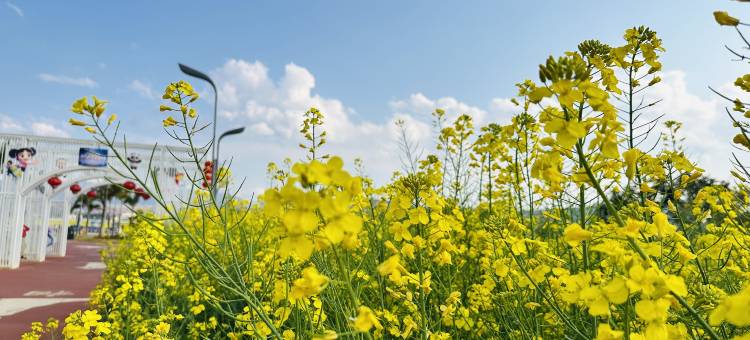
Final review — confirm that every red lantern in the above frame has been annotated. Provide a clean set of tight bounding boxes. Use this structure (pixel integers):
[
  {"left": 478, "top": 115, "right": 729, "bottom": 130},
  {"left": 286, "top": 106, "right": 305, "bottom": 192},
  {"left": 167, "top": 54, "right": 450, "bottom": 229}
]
[
  {"left": 123, "top": 181, "right": 136, "bottom": 190},
  {"left": 87, "top": 190, "right": 97, "bottom": 198},
  {"left": 47, "top": 176, "right": 62, "bottom": 189},
  {"left": 70, "top": 184, "right": 81, "bottom": 194},
  {"left": 202, "top": 161, "right": 213, "bottom": 188},
  {"left": 134, "top": 187, "right": 149, "bottom": 200}
]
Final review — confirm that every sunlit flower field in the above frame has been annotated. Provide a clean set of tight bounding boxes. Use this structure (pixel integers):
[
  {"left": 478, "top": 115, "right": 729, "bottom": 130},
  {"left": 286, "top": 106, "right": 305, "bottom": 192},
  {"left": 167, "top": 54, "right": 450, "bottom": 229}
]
[{"left": 22, "top": 13, "right": 750, "bottom": 340}]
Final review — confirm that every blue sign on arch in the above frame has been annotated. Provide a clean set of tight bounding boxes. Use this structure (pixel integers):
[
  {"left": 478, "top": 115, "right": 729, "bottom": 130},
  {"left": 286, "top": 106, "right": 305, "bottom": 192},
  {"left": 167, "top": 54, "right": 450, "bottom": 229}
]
[{"left": 78, "top": 148, "right": 108, "bottom": 167}]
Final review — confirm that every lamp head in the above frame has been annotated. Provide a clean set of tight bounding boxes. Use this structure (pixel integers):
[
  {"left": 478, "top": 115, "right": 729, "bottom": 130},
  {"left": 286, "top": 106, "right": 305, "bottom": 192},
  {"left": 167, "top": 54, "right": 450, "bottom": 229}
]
[{"left": 178, "top": 63, "right": 215, "bottom": 87}]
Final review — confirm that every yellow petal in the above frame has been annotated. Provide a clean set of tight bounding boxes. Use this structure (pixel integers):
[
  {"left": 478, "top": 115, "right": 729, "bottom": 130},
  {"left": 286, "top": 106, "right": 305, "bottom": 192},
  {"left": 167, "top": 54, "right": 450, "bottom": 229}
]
[
  {"left": 71, "top": 97, "right": 88, "bottom": 114},
  {"left": 640, "top": 182, "right": 656, "bottom": 193},
  {"left": 528, "top": 87, "right": 553, "bottom": 103},
  {"left": 714, "top": 11, "right": 740, "bottom": 26},
  {"left": 622, "top": 148, "right": 640, "bottom": 180},
  {"left": 279, "top": 237, "right": 315, "bottom": 260},
  {"left": 563, "top": 223, "right": 593, "bottom": 247},
  {"left": 69, "top": 118, "right": 87, "bottom": 126},
  {"left": 603, "top": 277, "right": 629, "bottom": 304},
  {"left": 94, "top": 105, "right": 105, "bottom": 117},
  {"left": 664, "top": 275, "right": 687, "bottom": 297},
  {"left": 162, "top": 116, "right": 178, "bottom": 127},
  {"left": 353, "top": 306, "right": 382, "bottom": 332}
]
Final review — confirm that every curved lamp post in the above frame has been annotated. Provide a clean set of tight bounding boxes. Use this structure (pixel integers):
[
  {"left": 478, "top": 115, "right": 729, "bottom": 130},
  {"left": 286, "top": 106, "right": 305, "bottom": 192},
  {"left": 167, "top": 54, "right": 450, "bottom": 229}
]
[
  {"left": 216, "top": 127, "right": 246, "bottom": 166},
  {"left": 178, "top": 63, "right": 218, "bottom": 189},
  {"left": 215, "top": 127, "right": 245, "bottom": 196}
]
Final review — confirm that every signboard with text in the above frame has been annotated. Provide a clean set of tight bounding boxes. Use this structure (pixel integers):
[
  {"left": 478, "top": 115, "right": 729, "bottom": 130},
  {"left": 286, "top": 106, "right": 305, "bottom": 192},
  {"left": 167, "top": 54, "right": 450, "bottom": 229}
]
[{"left": 78, "top": 148, "right": 108, "bottom": 167}]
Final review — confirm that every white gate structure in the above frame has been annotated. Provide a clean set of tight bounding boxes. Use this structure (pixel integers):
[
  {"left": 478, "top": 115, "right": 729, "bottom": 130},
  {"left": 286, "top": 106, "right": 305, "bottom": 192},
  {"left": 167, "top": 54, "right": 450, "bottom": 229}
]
[{"left": 0, "top": 133, "right": 193, "bottom": 269}]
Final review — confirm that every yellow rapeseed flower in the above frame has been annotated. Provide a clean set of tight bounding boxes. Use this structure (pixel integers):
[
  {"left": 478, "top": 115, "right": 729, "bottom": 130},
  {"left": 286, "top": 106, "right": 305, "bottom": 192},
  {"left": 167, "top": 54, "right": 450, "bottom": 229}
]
[
  {"left": 163, "top": 116, "right": 178, "bottom": 127},
  {"left": 290, "top": 266, "right": 329, "bottom": 301},
  {"left": 714, "top": 11, "right": 740, "bottom": 26},
  {"left": 69, "top": 118, "right": 86, "bottom": 126},
  {"left": 595, "top": 324, "right": 624, "bottom": 340},
  {"left": 635, "top": 298, "right": 670, "bottom": 323},
  {"left": 710, "top": 284, "right": 750, "bottom": 327},
  {"left": 377, "top": 255, "right": 406, "bottom": 284},
  {"left": 353, "top": 306, "right": 382, "bottom": 332},
  {"left": 71, "top": 97, "right": 88, "bottom": 114},
  {"left": 155, "top": 322, "right": 170, "bottom": 335},
  {"left": 544, "top": 118, "right": 587, "bottom": 149},
  {"left": 563, "top": 223, "right": 593, "bottom": 247},
  {"left": 622, "top": 148, "right": 640, "bottom": 180}
]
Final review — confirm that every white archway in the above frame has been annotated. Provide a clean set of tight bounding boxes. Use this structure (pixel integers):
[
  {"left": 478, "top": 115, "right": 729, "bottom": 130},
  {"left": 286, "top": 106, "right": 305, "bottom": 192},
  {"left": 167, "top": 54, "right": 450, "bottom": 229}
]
[
  {"left": 20, "top": 168, "right": 129, "bottom": 260},
  {"left": 0, "top": 133, "right": 193, "bottom": 269}
]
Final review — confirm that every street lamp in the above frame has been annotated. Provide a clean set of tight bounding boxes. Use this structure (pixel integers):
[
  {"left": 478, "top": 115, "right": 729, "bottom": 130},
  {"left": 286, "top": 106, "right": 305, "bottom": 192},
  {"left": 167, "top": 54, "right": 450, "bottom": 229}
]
[
  {"left": 213, "top": 127, "right": 245, "bottom": 197},
  {"left": 178, "top": 63, "right": 218, "bottom": 189}
]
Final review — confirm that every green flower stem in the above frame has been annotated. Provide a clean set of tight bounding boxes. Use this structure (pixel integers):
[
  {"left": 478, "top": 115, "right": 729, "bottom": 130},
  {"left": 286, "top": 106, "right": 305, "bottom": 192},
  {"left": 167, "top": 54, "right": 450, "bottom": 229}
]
[
  {"left": 575, "top": 144, "right": 722, "bottom": 340},
  {"left": 90, "top": 106, "right": 283, "bottom": 339}
]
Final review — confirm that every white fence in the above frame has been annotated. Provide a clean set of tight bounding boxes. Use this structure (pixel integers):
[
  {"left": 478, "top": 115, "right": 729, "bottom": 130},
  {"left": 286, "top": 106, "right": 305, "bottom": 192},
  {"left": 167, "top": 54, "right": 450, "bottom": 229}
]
[{"left": 0, "top": 133, "right": 193, "bottom": 269}]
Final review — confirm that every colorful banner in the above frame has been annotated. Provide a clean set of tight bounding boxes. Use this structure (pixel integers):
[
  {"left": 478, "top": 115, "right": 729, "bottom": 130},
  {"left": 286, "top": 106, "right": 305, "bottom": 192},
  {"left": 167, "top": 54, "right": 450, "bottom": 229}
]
[{"left": 78, "top": 147, "right": 108, "bottom": 167}]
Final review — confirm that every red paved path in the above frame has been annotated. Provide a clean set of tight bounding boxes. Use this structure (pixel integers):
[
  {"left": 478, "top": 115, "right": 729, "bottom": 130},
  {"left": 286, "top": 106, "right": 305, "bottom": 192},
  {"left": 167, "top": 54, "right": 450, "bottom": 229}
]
[{"left": 0, "top": 240, "right": 106, "bottom": 339}]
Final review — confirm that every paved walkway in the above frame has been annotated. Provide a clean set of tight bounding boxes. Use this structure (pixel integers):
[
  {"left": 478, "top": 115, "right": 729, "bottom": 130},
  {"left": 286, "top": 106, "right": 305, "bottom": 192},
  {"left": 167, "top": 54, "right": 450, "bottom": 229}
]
[{"left": 0, "top": 240, "right": 106, "bottom": 339}]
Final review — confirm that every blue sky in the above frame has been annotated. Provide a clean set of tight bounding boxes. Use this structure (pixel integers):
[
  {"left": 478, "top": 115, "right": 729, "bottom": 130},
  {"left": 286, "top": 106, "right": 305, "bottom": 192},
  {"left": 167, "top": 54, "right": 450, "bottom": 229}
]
[{"left": 1, "top": 1, "right": 748, "bottom": 193}]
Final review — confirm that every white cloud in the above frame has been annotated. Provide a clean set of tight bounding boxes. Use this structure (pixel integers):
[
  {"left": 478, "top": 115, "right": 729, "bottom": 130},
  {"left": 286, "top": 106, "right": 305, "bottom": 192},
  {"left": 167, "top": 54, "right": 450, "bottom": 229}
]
[
  {"left": 248, "top": 122, "right": 274, "bottom": 136},
  {"left": 129, "top": 80, "right": 155, "bottom": 99},
  {"left": 489, "top": 98, "right": 518, "bottom": 116},
  {"left": 389, "top": 92, "right": 518, "bottom": 128},
  {"left": 0, "top": 114, "right": 23, "bottom": 132},
  {"left": 6, "top": 2, "right": 22, "bottom": 17},
  {"left": 30, "top": 122, "right": 70, "bottom": 138},
  {"left": 212, "top": 59, "right": 360, "bottom": 139},
  {"left": 38, "top": 73, "right": 98, "bottom": 88},
  {"left": 0, "top": 115, "right": 70, "bottom": 138},
  {"left": 646, "top": 70, "right": 735, "bottom": 181},
  {"left": 210, "top": 59, "right": 509, "bottom": 196}
]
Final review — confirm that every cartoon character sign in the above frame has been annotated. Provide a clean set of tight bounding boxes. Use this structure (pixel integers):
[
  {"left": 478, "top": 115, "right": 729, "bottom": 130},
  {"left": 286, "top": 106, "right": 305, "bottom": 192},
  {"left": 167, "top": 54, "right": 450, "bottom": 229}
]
[
  {"left": 127, "top": 153, "right": 142, "bottom": 170},
  {"left": 6, "top": 147, "right": 37, "bottom": 177}
]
